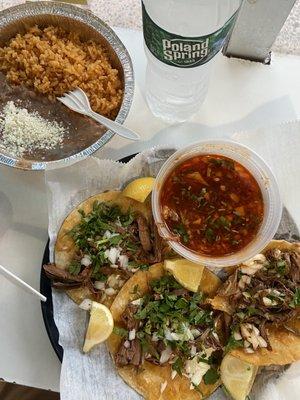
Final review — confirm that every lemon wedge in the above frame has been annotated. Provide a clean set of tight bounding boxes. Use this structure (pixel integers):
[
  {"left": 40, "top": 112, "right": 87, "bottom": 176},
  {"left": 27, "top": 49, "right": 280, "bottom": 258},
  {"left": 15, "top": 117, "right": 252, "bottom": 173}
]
[
  {"left": 164, "top": 259, "right": 204, "bottom": 292},
  {"left": 122, "top": 177, "right": 155, "bottom": 203},
  {"left": 220, "top": 353, "right": 258, "bottom": 400},
  {"left": 83, "top": 301, "right": 114, "bottom": 353}
]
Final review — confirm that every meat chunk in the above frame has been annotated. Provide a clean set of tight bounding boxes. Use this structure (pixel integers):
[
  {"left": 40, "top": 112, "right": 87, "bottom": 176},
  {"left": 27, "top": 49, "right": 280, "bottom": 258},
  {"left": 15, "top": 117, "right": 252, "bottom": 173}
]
[
  {"left": 290, "top": 252, "right": 300, "bottom": 283},
  {"left": 115, "top": 338, "right": 142, "bottom": 367},
  {"left": 43, "top": 263, "right": 84, "bottom": 283},
  {"left": 137, "top": 215, "right": 152, "bottom": 253},
  {"left": 121, "top": 304, "right": 139, "bottom": 331}
]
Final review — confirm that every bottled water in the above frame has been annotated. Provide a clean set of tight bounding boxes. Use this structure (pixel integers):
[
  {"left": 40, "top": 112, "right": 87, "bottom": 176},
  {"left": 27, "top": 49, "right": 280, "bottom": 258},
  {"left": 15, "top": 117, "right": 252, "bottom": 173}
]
[{"left": 142, "top": 0, "right": 241, "bottom": 123}]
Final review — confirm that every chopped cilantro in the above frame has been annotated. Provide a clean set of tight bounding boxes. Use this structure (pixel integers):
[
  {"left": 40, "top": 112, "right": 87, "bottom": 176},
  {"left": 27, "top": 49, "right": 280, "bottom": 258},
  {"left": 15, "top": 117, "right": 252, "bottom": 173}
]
[
  {"left": 203, "top": 368, "right": 219, "bottom": 385},
  {"left": 205, "top": 227, "right": 216, "bottom": 243},
  {"left": 139, "top": 264, "right": 149, "bottom": 271},
  {"left": 276, "top": 260, "right": 286, "bottom": 275},
  {"left": 113, "top": 326, "right": 128, "bottom": 337},
  {"left": 68, "top": 260, "right": 81, "bottom": 275},
  {"left": 175, "top": 298, "right": 188, "bottom": 309},
  {"left": 91, "top": 271, "right": 107, "bottom": 281},
  {"left": 173, "top": 223, "right": 189, "bottom": 244},
  {"left": 172, "top": 357, "right": 184, "bottom": 376},
  {"left": 209, "top": 157, "right": 234, "bottom": 170},
  {"left": 291, "top": 288, "right": 300, "bottom": 308}
]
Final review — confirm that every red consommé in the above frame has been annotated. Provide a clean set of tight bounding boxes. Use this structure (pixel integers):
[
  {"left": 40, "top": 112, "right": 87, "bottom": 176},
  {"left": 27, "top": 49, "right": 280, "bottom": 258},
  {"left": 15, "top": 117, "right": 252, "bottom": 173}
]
[{"left": 160, "top": 154, "right": 264, "bottom": 257}]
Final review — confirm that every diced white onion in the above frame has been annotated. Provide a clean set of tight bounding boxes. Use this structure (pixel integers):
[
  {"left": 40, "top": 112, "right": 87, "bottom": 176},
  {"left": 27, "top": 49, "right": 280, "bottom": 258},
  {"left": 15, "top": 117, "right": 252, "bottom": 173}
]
[
  {"left": 93, "top": 281, "right": 105, "bottom": 290},
  {"left": 104, "top": 247, "right": 120, "bottom": 264},
  {"left": 103, "top": 230, "right": 112, "bottom": 239},
  {"left": 160, "top": 381, "right": 168, "bottom": 394},
  {"left": 131, "top": 298, "right": 142, "bottom": 306},
  {"left": 190, "top": 345, "right": 197, "bottom": 357},
  {"left": 105, "top": 287, "right": 116, "bottom": 296},
  {"left": 118, "top": 254, "right": 129, "bottom": 269},
  {"left": 123, "top": 340, "right": 130, "bottom": 349},
  {"left": 79, "top": 299, "right": 92, "bottom": 311},
  {"left": 191, "top": 329, "right": 201, "bottom": 338},
  {"left": 129, "top": 329, "right": 136, "bottom": 341},
  {"left": 159, "top": 346, "right": 172, "bottom": 364},
  {"left": 233, "top": 331, "right": 242, "bottom": 341},
  {"left": 81, "top": 255, "right": 91, "bottom": 267},
  {"left": 107, "top": 274, "right": 120, "bottom": 288},
  {"left": 171, "top": 370, "right": 177, "bottom": 380},
  {"left": 185, "top": 358, "right": 210, "bottom": 387}
]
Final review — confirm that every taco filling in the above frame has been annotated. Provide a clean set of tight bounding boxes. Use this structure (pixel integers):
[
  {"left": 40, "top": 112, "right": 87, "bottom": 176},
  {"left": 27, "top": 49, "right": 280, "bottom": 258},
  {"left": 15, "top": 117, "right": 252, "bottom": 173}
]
[
  {"left": 217, "top": 247, "right": 300, "bottom": 354},
  {"left": 113, "top": 274, "right": 223, "bottom": 390},
  {"left": 44, "top": 199, "right": 163, "bottom": 302}
]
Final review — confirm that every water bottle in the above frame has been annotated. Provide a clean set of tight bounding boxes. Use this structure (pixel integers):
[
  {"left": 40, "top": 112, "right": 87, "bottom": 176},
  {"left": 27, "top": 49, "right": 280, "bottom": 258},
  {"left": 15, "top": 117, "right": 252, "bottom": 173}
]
[{"left": 142, "top": 0, "right": 241, "bottom": 123}]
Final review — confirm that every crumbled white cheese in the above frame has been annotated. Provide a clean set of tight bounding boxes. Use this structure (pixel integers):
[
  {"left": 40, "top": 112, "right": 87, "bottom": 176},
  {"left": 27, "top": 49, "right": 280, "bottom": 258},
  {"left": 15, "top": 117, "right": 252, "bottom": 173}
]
[{"left": 0, "top": 101, "right": 67, "bottom": 157}]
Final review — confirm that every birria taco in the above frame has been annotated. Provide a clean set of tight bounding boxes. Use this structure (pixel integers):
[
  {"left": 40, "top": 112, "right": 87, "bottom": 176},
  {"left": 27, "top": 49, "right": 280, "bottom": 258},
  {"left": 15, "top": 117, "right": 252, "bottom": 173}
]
[
  {"left": 43, "top": 191, "right": 165, "bottom": 307},
  {"left": 210, "top": 240, "right": 300, "bottom": 366},
  {"left": 107, "top": 262, "right": 227, "bottom": 400}
]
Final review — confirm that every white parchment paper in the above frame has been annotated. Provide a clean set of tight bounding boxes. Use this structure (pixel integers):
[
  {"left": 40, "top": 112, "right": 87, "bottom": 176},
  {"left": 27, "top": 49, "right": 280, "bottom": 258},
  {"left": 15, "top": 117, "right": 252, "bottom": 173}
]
[{"left": 45, "top": 136, "right": 300, "bottom": 399}]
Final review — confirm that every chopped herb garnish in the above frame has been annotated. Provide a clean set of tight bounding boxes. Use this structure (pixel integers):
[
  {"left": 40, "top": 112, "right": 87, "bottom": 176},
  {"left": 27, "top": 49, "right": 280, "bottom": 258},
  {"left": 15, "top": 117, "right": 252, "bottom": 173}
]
[
  {"left": 68, "top": 260, "right": 81, "bottom": 275},
  {"left": 203, "top": 368, "right": 219, "bottom": 385},
  {"left": 113, "top": 326, "right": 128, "bottom": 337},
  {"left": 205, "top": 227, "right": 216, "bottom": 243},
  {"left": 276, "top": 260, "right": 286, "bottom": 275},
  {"left": 172, "top": 357, "right": 184, "bottom": 376},
  {"left": 291, "top": 288, "right": 300, "bottom": 308},
  {"left": 173, "top": 223, "right": 189, "bottom": 244}
]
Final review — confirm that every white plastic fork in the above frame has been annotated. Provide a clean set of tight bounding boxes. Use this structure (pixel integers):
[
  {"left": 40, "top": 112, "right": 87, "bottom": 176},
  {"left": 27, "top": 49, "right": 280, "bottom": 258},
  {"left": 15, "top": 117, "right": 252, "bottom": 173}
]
[{"left": 58, "top": 88, "right": 140, "bottom": 141}]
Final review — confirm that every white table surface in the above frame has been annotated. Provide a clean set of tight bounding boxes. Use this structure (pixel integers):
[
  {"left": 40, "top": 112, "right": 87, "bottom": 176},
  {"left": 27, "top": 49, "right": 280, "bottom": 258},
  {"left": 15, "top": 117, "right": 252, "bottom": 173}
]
[{"left": 0, "top": 27, "right": 299, "bottom": 393}]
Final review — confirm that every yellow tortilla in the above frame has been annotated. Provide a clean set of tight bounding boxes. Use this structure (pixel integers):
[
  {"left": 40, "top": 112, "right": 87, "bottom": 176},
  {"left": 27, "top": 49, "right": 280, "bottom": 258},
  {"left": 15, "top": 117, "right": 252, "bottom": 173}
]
[
  {"left": 54, "top": 191, "right": 151, "bottom": 306},
  {"left": 107, "top": 263, "right": 221, "bottom": 400},
  {"left": 210, "top": 240, "right": 300, "bottom": 366}
]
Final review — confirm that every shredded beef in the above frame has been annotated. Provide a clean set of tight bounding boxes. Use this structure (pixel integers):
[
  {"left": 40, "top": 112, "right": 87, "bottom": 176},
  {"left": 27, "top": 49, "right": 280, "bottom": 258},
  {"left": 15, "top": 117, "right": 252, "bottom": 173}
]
[
  {"left": 43, "top": 263, "right": 84, "bottom": 284},
  {"left": 137, "top": 215, "right": 152, "bottom": 253},
  {"left": 121, "top": 304, "right": 139, "bottom": 331},
  {"left": 115, "top": 338, "right": 142, "bottom": 367}
]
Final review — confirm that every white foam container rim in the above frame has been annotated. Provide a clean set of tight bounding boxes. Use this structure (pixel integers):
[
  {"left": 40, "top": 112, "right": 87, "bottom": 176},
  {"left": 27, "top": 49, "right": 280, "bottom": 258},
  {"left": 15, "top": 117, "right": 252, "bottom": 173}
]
[{"left": 152, "top": 139, "right": 283, "bottom": 268}]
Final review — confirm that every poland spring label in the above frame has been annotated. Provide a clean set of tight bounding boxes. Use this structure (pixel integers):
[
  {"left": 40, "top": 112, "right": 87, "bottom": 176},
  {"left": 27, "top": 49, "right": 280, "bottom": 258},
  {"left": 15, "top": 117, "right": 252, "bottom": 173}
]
[{"left": 142, "top": 2, "right": 238, "bottom": 68}]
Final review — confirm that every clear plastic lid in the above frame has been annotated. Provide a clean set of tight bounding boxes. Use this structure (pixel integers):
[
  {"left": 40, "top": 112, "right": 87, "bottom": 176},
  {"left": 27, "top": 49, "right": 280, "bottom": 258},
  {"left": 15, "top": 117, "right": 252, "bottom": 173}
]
[{"left": 152, "top": 139, "right": 282, "bottom": 268}]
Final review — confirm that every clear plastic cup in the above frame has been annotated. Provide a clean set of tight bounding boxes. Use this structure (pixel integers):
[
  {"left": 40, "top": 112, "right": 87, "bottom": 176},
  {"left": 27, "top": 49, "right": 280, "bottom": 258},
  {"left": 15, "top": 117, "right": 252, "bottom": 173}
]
[{"left": 152, "top": 139, "right": 282, "bottom": 268}]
